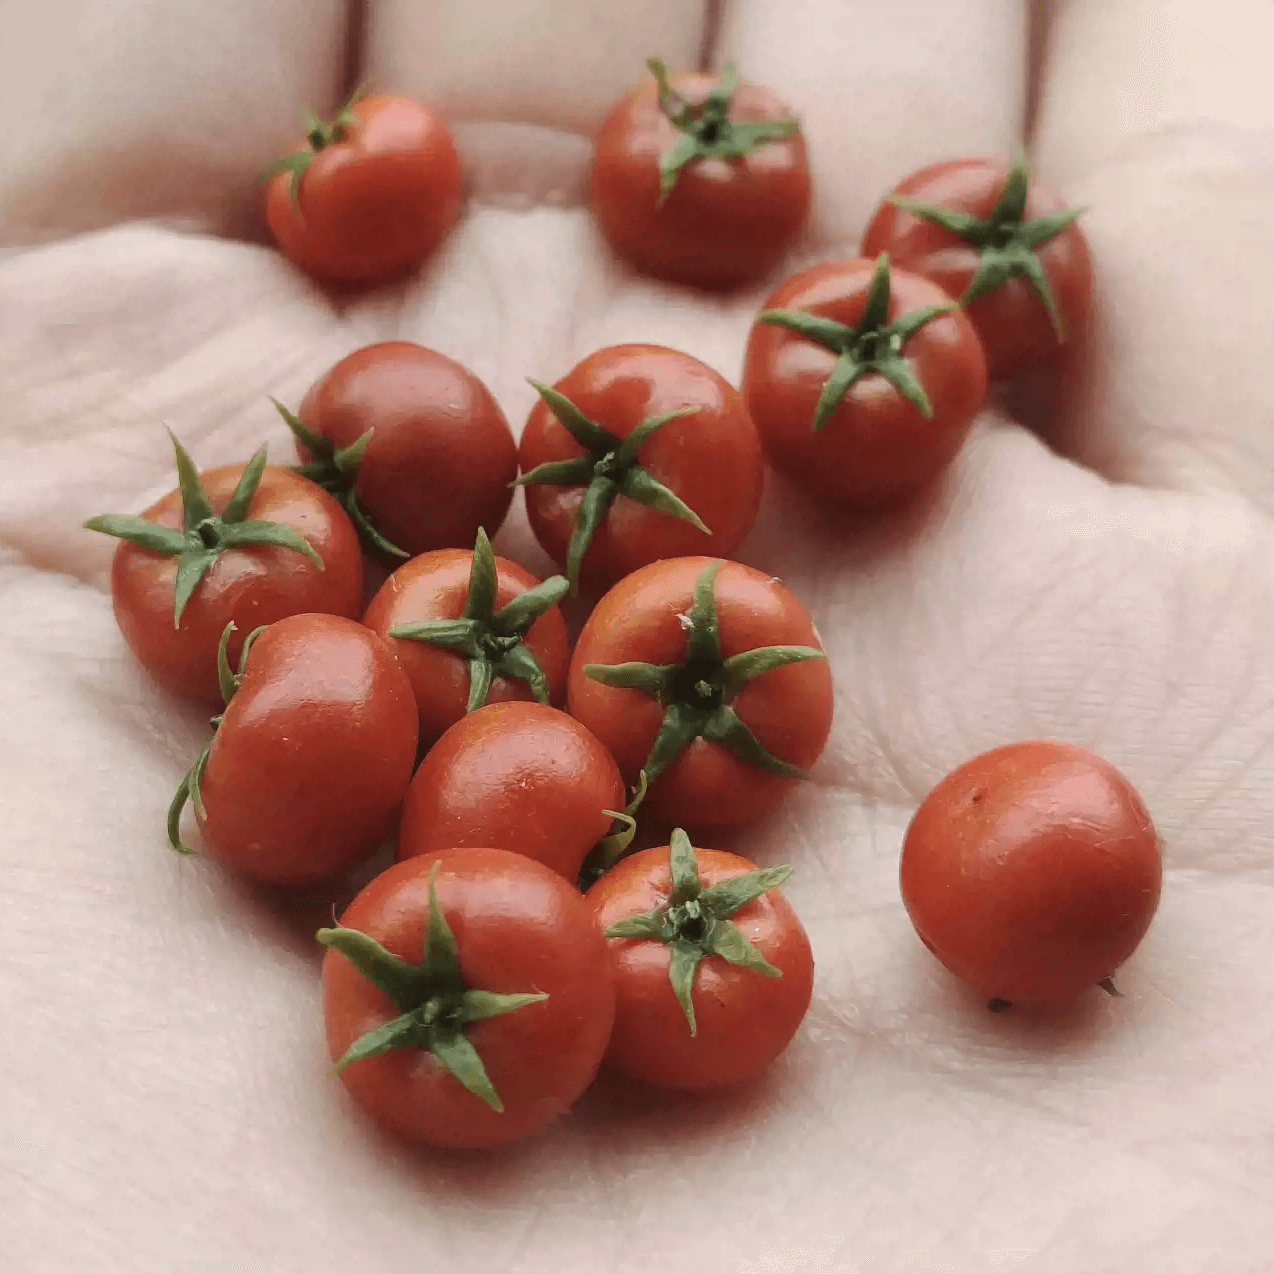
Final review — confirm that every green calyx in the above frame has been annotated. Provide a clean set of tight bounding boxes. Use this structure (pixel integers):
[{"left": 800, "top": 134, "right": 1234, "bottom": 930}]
[
  {"left": 889, "top": 150, "right": 1085, "bottom": 342},
  {"left": 515, "top": 379, "right": 710, "bottom": 595},
  {"left": 260, "top": 84, "right": 368, "bottom": 203},
  {"left": 757, "top": 253, "right": 955, "bottom": 430},
  {"left": 584, "top": 560, "right": 825, "bottom": 785},
  {"left": 605, "top": 828, "right": 790, "bottom": 1035},
  {"left": 85, "top": 432, "right": 323, "bottom": 629},
  {"left": 166, "top": 620, "right": 268, "bottom": 854},
  {"left": 273, "top": 399, "right": 407, "bottom": 559},
  {"left": 389, "top": 527, "right": 568, "bottom": 711},
  {"left": 317, "top": 863, "right": 547, "bottom": 1111},
  {"left": 579, "top": 770, "right": 650, "bottom": 890},
  {"left": 647, "top": 58, "right": 800, "bottom": 205}
]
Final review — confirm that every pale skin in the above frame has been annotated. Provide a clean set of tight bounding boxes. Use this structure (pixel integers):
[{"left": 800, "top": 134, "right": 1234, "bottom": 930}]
[{"left": 1, "top": 1, "right": 1272, "bottom": 1270}]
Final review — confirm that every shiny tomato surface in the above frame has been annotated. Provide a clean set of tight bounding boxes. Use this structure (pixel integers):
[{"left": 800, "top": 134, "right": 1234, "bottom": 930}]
[
  {"left": 900, "top": 741, "right": 1162, "bottom": 1005},
  {"left": 197, "top": 613, "right": 418, "bottom": 884},
  {"left": 323, "top": 848, "right": 615, "bottom": 1149},
  {"left": 265, "top": 95, "right": 463, "bottom": 286}
]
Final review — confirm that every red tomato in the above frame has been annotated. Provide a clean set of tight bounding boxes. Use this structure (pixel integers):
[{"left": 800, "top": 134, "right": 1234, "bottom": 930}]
[
  {"left": 264, "top": 95, "right": 463, "bottom": 286},
  {"left": 742, "top": 256, "right": 987, "bottom": 507},
  {"left": 587, "top": 835, "right": 813, "bottom": 1090},
  {"left": 518, "top": 344, "right": 765, "bottom": 595},
  {"left": 281, "top": 342, "right": 518, "bottom": 558},
  {"left": 861, "top": 155, "right": 1092, "bottom": 379},
  {"left": 900, "top": 741, "right": 1162, "bottom": 1006},
  {"left": 590, "top": 60, "right": 809, "bottom": 288},
  {"left": 568, "top": 557, "right": 832, "bottom": 832},
  {"left": 363, "top": 540, "right": 570, "bottom": 747},
  {"left": 397, "top": 702, "right": 626, "bottom": 883},
  {"left": 87, "top": 442, "right": 363, "bottom": 705},
  {"left": 320, "top": 848, "right": 615, "bottom": 1149},
  {"left": 190, "top": 614, "right": 418, "bottom": 884}
]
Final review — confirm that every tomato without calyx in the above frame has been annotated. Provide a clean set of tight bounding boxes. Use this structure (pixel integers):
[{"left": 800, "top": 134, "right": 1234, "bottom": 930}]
[
  {"left": 397, "top": 702, "right": 629, "bottom": 885},
  {"left": 900, "top": 741, "right": 1162, "bottom": 1007}
]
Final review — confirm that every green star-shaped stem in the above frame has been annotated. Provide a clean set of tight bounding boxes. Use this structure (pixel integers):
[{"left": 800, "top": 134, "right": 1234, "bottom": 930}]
[
  {"left": 166, "top": 620, "right": 268, "bottom": 854},
  {"left": 317, "top": 863, "right": 548, "bottom": 1111},
  {"left": 516, "top": 379, "right": 710, "bottom": 595},
  {"left": 584, "top": 560, "right": 825, "bottom": 784},
  {"left": 647, "top": 58, "right": 800, "bottom": 204},
  {"left": 889, "top": 151, "right": 1085, "bottom": 341},
  {"left": 757, "top": 253, "right": 955, "bottom": 431},
  {"left": 389, "top": 527, "right": 568, "bottom": 711},
  {"left": 85, "top": 432, "right": 323, "bottom": 628},
  {"left": 260, "top": 83, "right": 370, "bottom": 203},
  {"left": 604, "top": 828, "right": 792, "bottom": 1035},
  {"left": 273, "top": 399, "right": 407, "bottom": 560}
]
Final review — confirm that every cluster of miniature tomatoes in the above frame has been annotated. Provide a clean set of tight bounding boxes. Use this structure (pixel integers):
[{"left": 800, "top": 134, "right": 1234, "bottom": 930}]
[{"left": 85, "top": 60, "right": 1162, "bottom": 1152}]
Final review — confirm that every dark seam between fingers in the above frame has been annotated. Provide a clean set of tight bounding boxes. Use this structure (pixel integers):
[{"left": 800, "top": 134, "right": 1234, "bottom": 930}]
[
  {"left": 1024, "top": 0, "right": 1054, "bottom": 146},
  {"left": 698, "top": 0, "right": 724, "bottom": 70},
  {"left": 342, "top": 0, "right": 369, "bottom": 99}
]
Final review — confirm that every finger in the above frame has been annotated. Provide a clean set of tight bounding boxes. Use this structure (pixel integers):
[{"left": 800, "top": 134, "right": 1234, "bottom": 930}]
[
  {"left": 718, "top": 0, "right": 1028, "bottom": 250},
  {"left": 1034, "top": 0, "right": 1274, "bottom": 186},
  {"left": 363, "top": 0, "right": 704, "bottom": 133},
  {"left": 0, "top": 0, "right": 348, "bottom": 244},
  {"left": 1032, "top": 2, "right": 1274, "bottom": 509}
]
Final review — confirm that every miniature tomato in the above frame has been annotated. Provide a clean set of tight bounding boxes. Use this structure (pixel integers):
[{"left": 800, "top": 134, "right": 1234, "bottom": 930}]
[
  {"left": 518, "top": 344, "right": 764, "bottom": 595},
  {"left": 742, "top": 254, "right": 987, "bottom": 507},
  {"left": 587, "top": 830, "right": 813, "bottom": 1091},
  {"left": 170, "top": 614, "right": 418, "bottom": 884},
  {"left": 900, "top": 741, "right": 1162, "bottom": 1007},
  {"left": 264, "top": 93, "right": 463, "bottom": 286},
  {"left": 590, "top": 59, "right": 809, "bottom": 288},
  {"left": 861, "top": 154, "right": 1092, "bottom": 379},
  {"left": 397, "top": 702, "right": 631, "bottom": 885},
  {"left": 86, "top": 435, "right": 362, "bottom": 705},
  {"left": 275, "top": 342, "right": 518, "bottom": 559},
  {"left": 362, "top": 529, "right": 571, "bottom": 747},
  {"left": 318, "top": 849, "right": 615, "bottom": 1150},
  {"left": 568, "top": 557, "right": 832, "bottom": 832}
]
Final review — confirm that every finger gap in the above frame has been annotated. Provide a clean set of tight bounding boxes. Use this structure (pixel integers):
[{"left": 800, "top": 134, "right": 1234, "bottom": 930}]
[
  {"left": 342, "top": 0, "right": 369, "bottom": 99},
  {"left": 699, "top": 0, "right": 725, "bottom": 71},
  {"left": 1023, "top": 0, "right": 1056, "bottom": 144}
]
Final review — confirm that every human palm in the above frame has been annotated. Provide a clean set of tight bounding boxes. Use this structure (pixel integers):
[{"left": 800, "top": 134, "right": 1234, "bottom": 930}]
[{"left": 3, "top": 2, "right": 1273, "bottom": 1270}]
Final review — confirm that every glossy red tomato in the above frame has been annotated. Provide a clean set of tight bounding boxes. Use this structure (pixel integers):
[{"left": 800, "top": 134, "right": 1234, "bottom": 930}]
[
  {"left": 900, "top": 741, "right": 1163, "bottom": 1006},
  {"left": 362, "top": 541, "right": 570, "bottom": 747},
  {"left": 397, "top": 702, "right": 626, "bottom": 883},
  {"left": 320, "top": 848, "right": 615, "bottom": 1149},
  {"left": 265, "top": 94, "right": 463, "bottom": 286},
  {"left": 587, "top": 836, "right": 813, "bottom": 1090},
  {"left": 191, "top": 613, "right": 418, "bottom": 884},
  {"left": 88, "top": 445, "right": 363, "bottom": 705},
  {"left": 590, "top": 61, "right": 809, "bottom": 288},
  {"left": 519, "top": 344, "right": 764, "bottom": 596},
  {"left": 568, "top": 557, "right": 832, "bottom": 832},
  {"left": 283, "top": 342, "right": 518, "bottom": 558},
  {"left": 742, "top": 256, "right": 987, "bottom": 507},
  {"left": 861, "top": 155, "right": 1092, "bottom": 379}
]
